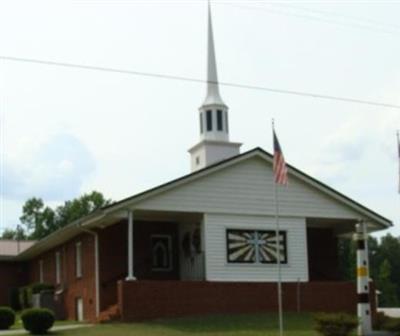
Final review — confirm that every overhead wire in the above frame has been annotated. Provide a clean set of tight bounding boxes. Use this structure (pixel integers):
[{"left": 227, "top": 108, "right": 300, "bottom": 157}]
[
  {"left": 218, "top": 2, "right": 400, "bottom": 36},
  {"left": 1, "top": 56, "right": 399, "bottom": 109}
]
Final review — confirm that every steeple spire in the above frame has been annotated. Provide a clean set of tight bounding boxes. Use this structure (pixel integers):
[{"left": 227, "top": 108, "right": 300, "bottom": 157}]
[
  {"left": 203, "top": 1, "right": 225, "bottom": 106},
  {"left": 188, "top": 1, "right": 241, "bottom": 172}
]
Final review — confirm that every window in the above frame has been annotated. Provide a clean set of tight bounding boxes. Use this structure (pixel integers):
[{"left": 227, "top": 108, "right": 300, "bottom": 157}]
[
  {"left": 225, "top": 111, "right": 229, "bottom": 132},
  {"left": 226, "top": 229, "right": 287, "bottom": 264},
  {"left": 195, "top": 156, "right": 200, "bottom": 165},
  {"left": 75, "top": 242, "right": 82, "bottom": 278},
  {"left": 55, "top": 252, "right": 61, "bottom": 284},
  {"left": 199, "top": 113, "right": 203, "bottom": 133},
  {"left": 151, "top": 235, "right": 173, "bottom": 271},
  {"left": 39, "top": 260, "right": 44, "bottom": 283},
  {"left": 206, "top": 110, "right": 212, "bottom": 131},
  {"left": 217, "top": 110, "right": 223, "bottom": 131}
]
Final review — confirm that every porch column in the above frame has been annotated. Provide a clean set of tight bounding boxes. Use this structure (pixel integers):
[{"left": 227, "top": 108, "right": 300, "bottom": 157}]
[{"left": 126, "top": 210, "right": 136, "bottom": 280}]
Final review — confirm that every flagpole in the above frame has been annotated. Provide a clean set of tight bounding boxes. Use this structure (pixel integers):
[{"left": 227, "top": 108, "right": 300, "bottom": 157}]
[
  {"left": 397, "top": 130, "right": 400, "bottom": 194},
  {"left": 272, "top": 119, "right": 284, "bottom": 336}
]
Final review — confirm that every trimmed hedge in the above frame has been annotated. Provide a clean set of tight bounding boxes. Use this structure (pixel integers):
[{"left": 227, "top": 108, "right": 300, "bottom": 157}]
[
  {"left": 314, "top": 313, "right": 358, "bottom": 336},
  {"left": 30, "top": 283, "right": 54, "bottom": 295},
  {"left": 21, "top": 308, "right": 55, "bottom": 335},
  {"left": 0, "top": 306, "right": 16, "bottom": 330},
  {"left": 18, "top": 283, "right": 55, "bottom": 309}
]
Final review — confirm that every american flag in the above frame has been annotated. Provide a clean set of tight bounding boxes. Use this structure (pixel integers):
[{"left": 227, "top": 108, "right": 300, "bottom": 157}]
[{"left": 273, "top": 130, "right": 288, "bottom": 185}]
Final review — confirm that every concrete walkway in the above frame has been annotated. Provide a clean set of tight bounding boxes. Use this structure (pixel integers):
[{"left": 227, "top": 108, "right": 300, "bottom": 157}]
[{"left": 0, "top": 324, "right": 92, "bottom": 335}]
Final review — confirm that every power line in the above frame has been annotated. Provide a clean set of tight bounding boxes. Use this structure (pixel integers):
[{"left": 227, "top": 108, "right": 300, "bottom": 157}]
[
  {"left": 1, "top": 55, "right": 400, "bottom": 109},
  {"left": 219, "top": 2, "right": 400, "bottom": 36},
  {"left": 268, "top": 2, "right": 400, "bottom": 31}
]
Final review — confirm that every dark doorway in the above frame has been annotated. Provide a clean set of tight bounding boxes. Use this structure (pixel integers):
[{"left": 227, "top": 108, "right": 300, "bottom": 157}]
[
  {"left": 307, "top": 227, "right": 340, "bottom": 281},
  {"left": 134, "top": 221, "right": 180, "bottom": 280}
]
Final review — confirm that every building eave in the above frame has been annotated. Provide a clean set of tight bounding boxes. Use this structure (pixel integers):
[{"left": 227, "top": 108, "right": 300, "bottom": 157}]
[{"left": 13, "top": 147, "right": 392, "bottom": 262}]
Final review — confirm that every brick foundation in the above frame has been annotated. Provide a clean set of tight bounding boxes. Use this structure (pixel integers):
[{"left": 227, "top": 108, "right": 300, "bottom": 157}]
[{"left": 118, "top": 280, "right": 363, "bottom": 321}]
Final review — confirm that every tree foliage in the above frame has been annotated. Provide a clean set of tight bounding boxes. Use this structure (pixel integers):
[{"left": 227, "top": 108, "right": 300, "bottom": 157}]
[
  {"left": 1, "top": 191, "right": 111, "bottom": 241},
  {"left": 338, "top": 233, "right": 400, "bottom": 307}
]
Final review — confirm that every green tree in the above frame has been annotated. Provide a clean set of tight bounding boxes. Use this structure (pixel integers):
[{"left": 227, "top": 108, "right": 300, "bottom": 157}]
[
  {"left": 55, "top": 191, "right": 110, "bottom": 229},
  {"left": 338, "top": 233, "right": 400, "bottom": 306},
  {"left": 0, "top": 227, "right": 27, "bottom": 240},
  {"left": 378, "top": 234, "right": 400, "bottom": 302},
  {"left": 19, "top": 191, "right": 111, "bottom": 240},
  {"left": 377, "top": 259, "right": 399, "bottom": 307},
  {"left": 20, "top": 198, "right": 56, "bottom": 240},
  {"left": 338, "top": 238, "right": 356, "bottom": 281}
]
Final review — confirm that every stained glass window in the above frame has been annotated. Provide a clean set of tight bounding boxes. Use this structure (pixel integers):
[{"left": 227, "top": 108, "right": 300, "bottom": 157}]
[{"left": 226, "top": 229, "right": 287, "bottom": 264}]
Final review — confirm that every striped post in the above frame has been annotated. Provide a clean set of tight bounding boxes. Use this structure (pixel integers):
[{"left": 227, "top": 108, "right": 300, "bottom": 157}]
[{"left": 354, "top": 221, "right": 372, "bottom": 336}]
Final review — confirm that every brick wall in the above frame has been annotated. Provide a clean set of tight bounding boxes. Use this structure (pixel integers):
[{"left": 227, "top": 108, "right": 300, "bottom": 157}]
[
  {"left": 99, "top": 221, "right": 127, "bottom": 311},
  {"left": 118, "top": 280, "right": 360, "bottom": 321},
  {"left": 0, "top": 261, "right": 28, "bottom": 306},
  {"left": 27, "top": 233, "right": 97, "bottom": 322}
]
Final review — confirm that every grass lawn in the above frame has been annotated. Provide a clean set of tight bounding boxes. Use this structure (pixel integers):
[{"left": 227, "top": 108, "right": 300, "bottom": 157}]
[{"left": 14, "top": 312, "right": 340, "bottom": 336}]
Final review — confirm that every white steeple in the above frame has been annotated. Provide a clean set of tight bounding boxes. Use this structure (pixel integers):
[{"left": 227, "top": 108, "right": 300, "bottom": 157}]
[
  {"left": 188, "top": 2, "right": 241, "bottom": 172},
  {"left": 202, "top": 2, "right": 225, "bottom": 107}
]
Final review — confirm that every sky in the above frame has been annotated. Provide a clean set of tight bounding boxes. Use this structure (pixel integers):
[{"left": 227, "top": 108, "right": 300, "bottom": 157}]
[{"left": 0, "top": 0, "right": 399, "bottom": 238}]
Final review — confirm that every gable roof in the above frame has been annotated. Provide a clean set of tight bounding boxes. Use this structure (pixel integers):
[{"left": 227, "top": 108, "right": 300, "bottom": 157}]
[
  {"left": 102, "top": 147, "right": 392, "bottom": 227},
  {"left": 16, "top": 147, "right": 392, "bottom": 260}
]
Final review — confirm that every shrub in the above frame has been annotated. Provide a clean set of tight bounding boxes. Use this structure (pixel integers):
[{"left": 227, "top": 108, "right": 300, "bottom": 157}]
[
  {"left": 373, "top": 311, "right": 390, "bottom": 330},
  {"left": 314, "top": 313, "right": 358, "bottom": 336},
  {"left": 21, "top": 308, "right": 55, "bottom": 335},
  {"left": 384, "top": 317, "right": 400, "bottom": 336},
  {"left": 0, "top": 307, "right": 16, "bottom": 330},
  {"left": 19, "top": 286, "right": 30, "bottom": 309},
  {"left": 30, "top": 283, "right": 54, "bottom": 295},
  {"left": 19, "top": 283, "right": 55, "bottom": 310}
]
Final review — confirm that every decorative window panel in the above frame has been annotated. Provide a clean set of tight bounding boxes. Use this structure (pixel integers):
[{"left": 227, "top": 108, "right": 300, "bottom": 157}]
[
  {"left": 226, "top": 229, "right": 287, "bottom": 264},
  {"left": 151, "top": 235, "right": 173, "bottom": 271}
]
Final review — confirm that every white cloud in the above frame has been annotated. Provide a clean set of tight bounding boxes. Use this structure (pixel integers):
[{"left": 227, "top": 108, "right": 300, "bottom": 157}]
[{"left": 2, "top": 133, "right": 95, "bottom": 201}]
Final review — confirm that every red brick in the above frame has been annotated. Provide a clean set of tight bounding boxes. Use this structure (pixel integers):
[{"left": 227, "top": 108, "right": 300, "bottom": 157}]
[{"left": 118, "top": 280, "right": 361, "bottom": 321}]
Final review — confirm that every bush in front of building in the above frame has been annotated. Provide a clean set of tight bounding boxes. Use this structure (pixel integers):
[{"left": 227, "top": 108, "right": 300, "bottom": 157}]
[
  {"left": 383, "top": 317, "right": 400, "bottom": 336},
  {"left": 21, "top": 308, "right": 55, "bottom": 335},
  {"left": 30, "top": 283, "right": 54, "bottom": 295},
  {"left": 18, "top": 283, "right": 55, "bottom": 309},
  {"left": 0, "top": 306, "right": 16, "bottom": 330},
  {"left": 373, "top": 311, "right": 389, "bottom": 330},
  {"left": 313, "top": 313, "right": 358, "bottom": 336},
  {"left": 18, "top": 286, "right": 30, "bottom": 309}
]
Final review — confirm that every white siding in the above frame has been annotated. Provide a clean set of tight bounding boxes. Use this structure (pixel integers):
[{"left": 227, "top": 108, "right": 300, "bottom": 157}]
[
  {"left": 204, "top": 214, "right": 308, "bottom": 282},
  {"left": 136, "top": 157, "right": 361, "bottom": 220}
]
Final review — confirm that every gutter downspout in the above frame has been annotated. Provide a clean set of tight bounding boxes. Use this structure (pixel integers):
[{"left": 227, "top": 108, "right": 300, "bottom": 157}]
[{"left": 78, "top": 224, "right": 100, "bottom": 319}]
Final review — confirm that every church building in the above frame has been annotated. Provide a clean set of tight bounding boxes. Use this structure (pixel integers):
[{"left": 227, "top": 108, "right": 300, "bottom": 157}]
[{"left": 0, "top": 5, "right": 392, "bottom": 323}]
